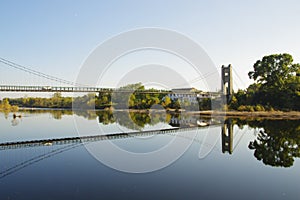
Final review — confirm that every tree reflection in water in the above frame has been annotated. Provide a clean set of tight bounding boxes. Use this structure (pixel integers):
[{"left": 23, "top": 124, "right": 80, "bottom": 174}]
[
  {"left": 99, "top": 110, "right": 165, "bottom": 130},
  {"left": 246, "top": 120, "right": 300, "bottom": 167}
]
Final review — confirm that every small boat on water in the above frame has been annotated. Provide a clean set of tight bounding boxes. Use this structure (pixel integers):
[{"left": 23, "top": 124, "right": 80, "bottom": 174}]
[
  {"left": 13, "top": 113, "right": 22, "bottom": 119},
  {"left": 197, "top": 120, "right": 209, "bottom": 127}
]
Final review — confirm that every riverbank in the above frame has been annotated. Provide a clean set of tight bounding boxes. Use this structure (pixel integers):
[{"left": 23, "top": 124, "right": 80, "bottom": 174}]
[
  {"left": 12, "top": 107, "right": 300, "bottom": 119},
  {"left": 196, "top": 110, "right": 300, "bottom": 119}
]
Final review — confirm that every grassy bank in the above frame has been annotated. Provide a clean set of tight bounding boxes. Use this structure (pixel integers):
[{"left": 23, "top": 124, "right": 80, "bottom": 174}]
[{"left": 197, "top": 110, "right": 300, "bottom": 119}]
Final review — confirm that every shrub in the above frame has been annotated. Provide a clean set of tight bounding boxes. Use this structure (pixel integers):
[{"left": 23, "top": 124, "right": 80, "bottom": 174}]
[{"left": 254, "top": 104, "right": 265, "bottom": 111}]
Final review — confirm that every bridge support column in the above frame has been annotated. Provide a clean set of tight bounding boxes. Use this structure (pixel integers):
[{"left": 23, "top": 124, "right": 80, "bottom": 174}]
[
  {"left": 222, "top": 119, "right": 233, "bottom": 154},
  {"left": 221, "top": 64, "right": 233, "bottom": 105}
]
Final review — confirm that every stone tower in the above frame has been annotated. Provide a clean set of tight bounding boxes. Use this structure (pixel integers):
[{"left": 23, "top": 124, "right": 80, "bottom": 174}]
[{"left": 221, "top": 64, "right": 233, "bottom": 104}]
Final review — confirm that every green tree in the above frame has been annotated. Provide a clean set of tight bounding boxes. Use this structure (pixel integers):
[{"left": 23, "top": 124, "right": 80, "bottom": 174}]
[
  {"left": 96, "top": 92, "right": 112, "bottom": 109},
  {"left": 173, "top": 99, "right": 181, "bottom": 110},
  {"left": 248, "top": 53, "right": 299, "bottom": 87},
  {"left": 51, "top": 92, "right": 62, "bottom": 108},
  {"left": 162, "top": 96, "right": 171, "bottom": 108},
  {"left": 247, "top": 53, "right": 300, "bottom": 110},
  {"left": 199, "top": 98, "right": 211, "bottom": 110}
]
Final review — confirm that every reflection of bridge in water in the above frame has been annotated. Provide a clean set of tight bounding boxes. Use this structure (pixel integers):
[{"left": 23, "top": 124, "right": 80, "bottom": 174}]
[
  {"left": 0, "top": 125, "right": 219, "bottom": 150},
  {"left": 0, "top": 120, "right": 241, "bottom": 179}
]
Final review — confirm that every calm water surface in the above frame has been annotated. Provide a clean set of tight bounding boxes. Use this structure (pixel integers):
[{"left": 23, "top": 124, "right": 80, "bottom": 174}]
[{"left": 0, "top": 110, "right": 299, "bottom": 200}]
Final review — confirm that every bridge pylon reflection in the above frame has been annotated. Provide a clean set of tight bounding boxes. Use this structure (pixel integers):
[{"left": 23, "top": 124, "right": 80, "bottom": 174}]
[{"left": 222, "top": 119, "right": 233, "bottom": 154}]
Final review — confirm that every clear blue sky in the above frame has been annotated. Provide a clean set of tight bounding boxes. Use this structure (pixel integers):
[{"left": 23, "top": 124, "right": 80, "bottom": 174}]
[{"left": 1, "top": 0, "right": 300, "bottom": 92}]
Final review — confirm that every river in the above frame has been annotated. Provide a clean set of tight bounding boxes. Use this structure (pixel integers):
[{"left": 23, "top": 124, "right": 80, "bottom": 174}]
[{"left": 0, "top": 110, "right": 299, "bottom": 199}]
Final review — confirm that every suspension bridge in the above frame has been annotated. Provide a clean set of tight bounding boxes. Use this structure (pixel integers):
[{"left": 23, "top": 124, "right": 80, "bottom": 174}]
[
  {"left": 0, "top": 57, "right": 240, "bottom": 179},
  {"left": 0, "top": 57, "right": 232, "bottom": 99}
]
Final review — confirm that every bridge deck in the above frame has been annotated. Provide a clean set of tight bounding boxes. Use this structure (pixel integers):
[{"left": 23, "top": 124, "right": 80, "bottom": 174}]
[{"left": 0, "top": 85, "right": 172, "bottom": 93}]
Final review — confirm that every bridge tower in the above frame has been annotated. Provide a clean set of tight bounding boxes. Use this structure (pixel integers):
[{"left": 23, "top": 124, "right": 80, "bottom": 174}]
[
  {"left": 221, "top": 64, "right": 233, "bottom": 104},
  {"left": 222, "top": 119, "right": 233, "bottom": 154}
]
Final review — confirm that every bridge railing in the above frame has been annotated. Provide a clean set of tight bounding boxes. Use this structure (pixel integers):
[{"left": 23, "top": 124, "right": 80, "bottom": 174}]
[
  {"left": 0, "top": 85, "right": 108, "bottom": 93},
  {"left": 0, "top": 85, "right": 222, "bottom": 100}
]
